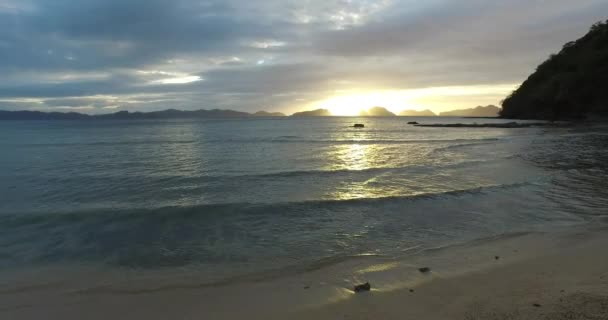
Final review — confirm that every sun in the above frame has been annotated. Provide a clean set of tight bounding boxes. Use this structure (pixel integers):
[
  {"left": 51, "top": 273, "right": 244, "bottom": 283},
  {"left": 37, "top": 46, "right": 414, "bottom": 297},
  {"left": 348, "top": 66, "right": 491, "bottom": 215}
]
[
  {"left": 323, "top": 96, "right": 367, "bottom": 116},
  {"left": 314, "top": 91, "right": 404, "bottom": 116}
]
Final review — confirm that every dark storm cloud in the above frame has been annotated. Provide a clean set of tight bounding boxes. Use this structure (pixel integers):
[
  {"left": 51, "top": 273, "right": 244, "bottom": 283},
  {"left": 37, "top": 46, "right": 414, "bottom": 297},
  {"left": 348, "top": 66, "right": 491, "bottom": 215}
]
[{"left": 0, "top": 0, "right": 606, "bottom": 113}]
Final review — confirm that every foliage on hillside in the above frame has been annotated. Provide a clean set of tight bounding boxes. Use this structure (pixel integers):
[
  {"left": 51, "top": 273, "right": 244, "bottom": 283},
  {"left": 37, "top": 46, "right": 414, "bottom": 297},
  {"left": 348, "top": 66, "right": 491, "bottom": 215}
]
[{"left": 501, "top": 21, "right": 608, "bottom": 119}]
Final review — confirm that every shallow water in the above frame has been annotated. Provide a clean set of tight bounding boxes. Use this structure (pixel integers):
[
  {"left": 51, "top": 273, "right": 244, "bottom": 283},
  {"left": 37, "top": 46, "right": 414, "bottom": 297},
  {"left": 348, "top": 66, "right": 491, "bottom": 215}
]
[{"left": 0, "top": 117, "right": 607, "bottom": 283}]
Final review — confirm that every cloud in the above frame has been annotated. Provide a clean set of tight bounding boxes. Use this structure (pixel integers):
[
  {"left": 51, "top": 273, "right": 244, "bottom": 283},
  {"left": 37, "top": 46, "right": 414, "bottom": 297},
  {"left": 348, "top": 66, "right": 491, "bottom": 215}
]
[{"left": 0, "top": 0, "right": 606, "bottom": 113}]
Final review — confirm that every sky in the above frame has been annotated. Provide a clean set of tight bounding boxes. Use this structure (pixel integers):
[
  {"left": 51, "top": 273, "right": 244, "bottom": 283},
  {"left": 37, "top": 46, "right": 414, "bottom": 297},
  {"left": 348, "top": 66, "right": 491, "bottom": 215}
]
[{"left": 0, "top": 0, "right": 607, "bottom": 115}]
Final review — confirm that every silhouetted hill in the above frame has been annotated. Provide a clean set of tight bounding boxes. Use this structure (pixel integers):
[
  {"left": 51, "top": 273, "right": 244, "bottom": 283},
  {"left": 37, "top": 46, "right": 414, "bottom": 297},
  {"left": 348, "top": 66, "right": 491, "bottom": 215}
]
[
  {"left": 291, "top": 109, "right": 332, "bottom": 117},
  {"left": 398, "top": 109, "right": 436, "bottom": 116},
  {"left": 0, "top": 110, "right": 91, "bottom": 120},
  {"left": 0, "top": 109, "right": 260, "bottom": 120},
  {"left": 501, "top": 20, "right": 608, "bottom": 119},
  {"left": 439, "top": 105, "right": 501, "bottom": 117},
  {"left": 253, "top": 111, "right": 286, "bottom": 117},
  {"left": 359, "top": 106, "right": 396, "bottom": 116},
  {"left": 94, "top": 109, "right": 252, "bottom": 119}
]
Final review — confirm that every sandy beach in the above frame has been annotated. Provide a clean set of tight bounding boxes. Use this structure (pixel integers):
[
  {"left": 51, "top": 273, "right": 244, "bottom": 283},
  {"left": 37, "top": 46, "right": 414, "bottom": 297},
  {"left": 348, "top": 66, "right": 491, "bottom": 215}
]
[
  {"left": 2, "top": 225, "right": 607, "bottom": 320},
  {"left": 288, "top": 227, "right": 608, "bottom": 320}
]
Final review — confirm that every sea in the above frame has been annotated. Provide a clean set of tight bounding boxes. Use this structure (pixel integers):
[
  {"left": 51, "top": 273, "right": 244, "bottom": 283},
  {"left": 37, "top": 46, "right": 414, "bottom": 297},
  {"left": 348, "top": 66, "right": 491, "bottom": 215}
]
[{"left": 1, "top": 117, "right": 607, "bottom": 287}]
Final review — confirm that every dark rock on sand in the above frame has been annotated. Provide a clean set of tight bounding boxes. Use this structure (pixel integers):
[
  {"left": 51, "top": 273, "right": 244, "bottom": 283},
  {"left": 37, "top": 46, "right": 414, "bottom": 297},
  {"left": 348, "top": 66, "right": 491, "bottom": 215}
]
[
  {"left": 353, "top": 124, "right": 365, "bottom": 128},
  {"left": 407, "top": 121, "right": 419, "bottom": 125},
  {"left": 354, "top": 282, "right": 371, "bottom": 292},
  {"left": 418, "top": 267, "right": 431, "bottom": 273},
  {"left": 495, "top": 256, "right": 500, "bottom": 260},
  {"left": 533, "top": 303, "right": 542, "bottom": 307}
]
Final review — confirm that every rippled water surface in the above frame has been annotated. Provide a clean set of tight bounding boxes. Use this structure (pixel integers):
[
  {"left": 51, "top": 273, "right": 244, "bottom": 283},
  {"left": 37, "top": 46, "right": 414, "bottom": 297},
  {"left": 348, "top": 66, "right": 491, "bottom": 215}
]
[{"left": 0, "top": 117, "right": 606, "bottom": 280}]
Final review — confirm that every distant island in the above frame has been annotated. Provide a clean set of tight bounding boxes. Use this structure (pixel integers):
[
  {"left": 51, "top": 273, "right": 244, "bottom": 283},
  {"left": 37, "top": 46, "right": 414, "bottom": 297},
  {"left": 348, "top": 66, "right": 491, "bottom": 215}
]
[
  {"left": 501, "top": 20, "right": 608, "bottom": 119},
  {"left": 253, "top": 111, "right": 286, "bottom": 117},
  {"left": 439, "top": 105, "right": 501, "bottom": 117},
  {"left": 0, "top": 106, "right": 504, "bottom": 119},
  {"left": 359, "top": 106, "right": 396, "bottom": 116},
  {"left": 413, "top": 122, "right": 566, "bottom": 128},
  {"left": 398, "top": 109, "right": 436, "bottom": 116},
  {"left": 291, "top": 109, "right": 332, "bottom": 117},
  {"left": 0, "top": 110, "right": 92, "bottom": 120},
  {"left": 0, "top": 109, "right": 286, "bottom": 120}
]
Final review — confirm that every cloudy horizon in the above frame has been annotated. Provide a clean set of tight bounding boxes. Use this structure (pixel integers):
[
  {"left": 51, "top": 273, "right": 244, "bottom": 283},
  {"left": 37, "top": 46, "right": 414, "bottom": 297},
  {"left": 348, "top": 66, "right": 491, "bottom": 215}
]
[{"left": 1, "top": 0, "right": 607, "bottom": 115}]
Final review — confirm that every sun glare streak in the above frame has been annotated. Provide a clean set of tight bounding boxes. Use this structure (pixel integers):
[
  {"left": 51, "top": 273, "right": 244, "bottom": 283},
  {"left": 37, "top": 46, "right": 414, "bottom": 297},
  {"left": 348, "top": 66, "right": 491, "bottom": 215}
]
[{"left": 324, "top": 143, "right": 396, "bottom": 201}]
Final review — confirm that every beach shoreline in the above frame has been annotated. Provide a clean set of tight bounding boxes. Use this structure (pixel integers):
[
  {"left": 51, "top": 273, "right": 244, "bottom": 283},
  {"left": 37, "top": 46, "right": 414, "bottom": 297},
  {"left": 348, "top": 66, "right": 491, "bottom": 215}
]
[
  {"left": 287, "top": 225, "right": 608, "bottom": 320},
  {"left": 2, "top": 224, "right": 607, "bottom": 319}
]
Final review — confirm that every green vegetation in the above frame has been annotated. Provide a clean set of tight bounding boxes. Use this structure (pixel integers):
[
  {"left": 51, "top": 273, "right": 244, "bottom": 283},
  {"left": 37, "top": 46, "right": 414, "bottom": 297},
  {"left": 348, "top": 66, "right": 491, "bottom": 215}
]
[{"left": 501, "top": 20, "right": 608, "bottom": 119}]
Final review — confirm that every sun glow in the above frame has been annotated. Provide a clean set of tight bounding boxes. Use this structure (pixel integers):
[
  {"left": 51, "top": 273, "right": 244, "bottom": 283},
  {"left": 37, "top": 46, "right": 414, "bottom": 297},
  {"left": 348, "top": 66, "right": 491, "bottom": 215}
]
[
  {"left": 316, "top": 91, "right": 405, "bottom": 116},
  {"left": 310, "top": 85, "right": 517, "bottom": 116}
]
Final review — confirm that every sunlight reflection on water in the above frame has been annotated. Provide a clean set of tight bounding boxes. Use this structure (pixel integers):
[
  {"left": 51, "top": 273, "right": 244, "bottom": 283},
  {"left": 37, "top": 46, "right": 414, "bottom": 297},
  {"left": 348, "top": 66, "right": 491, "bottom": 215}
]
[{"left": 0, "top": 118, "right": 605, "bottom": 278}]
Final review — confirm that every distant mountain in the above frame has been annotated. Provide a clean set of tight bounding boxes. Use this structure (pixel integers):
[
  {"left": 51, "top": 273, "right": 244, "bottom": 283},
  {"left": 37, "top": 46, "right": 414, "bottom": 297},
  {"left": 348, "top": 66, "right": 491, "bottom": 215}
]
[
  {"left": 0, "top": 110, "right": 91, "bottom": 120},
  {"left": 439, "top": 105, "right": 501, "bottom": 117},
  {"left": 0, "top": 108, "right": 261, "bottom": 120},
  {"left": 291, "top": 109, "right": 332, "bottom": 117},
  {"left": 96, "top": 109, "right": 252, "bottom": 119},
  {"left": 398, "top": 109, "right": 436, "bottom": 116},
  {"left": 359, "top": 106, "right": 396, "bottom": 116},
  {"left": 253, "top": 111, "right": 286, "bottom": 117},
  {"left": 501, "top": 20, "right": 608, "bottom": 119}
]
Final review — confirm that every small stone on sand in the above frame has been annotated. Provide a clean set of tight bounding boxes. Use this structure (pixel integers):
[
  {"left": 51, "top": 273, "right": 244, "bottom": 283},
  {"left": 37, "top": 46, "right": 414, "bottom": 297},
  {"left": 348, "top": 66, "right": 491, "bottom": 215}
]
[
  {"left": 354, "top": 282, "right": 371, "bottom": 293},
  {"left": 418, "top": 267, "right": 431, "bottom": 273}
]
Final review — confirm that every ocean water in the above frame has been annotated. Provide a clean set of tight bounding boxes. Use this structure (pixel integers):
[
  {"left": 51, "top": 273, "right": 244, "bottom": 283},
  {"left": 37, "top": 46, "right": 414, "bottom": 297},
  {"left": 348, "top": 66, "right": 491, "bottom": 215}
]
[{"left": 0, "top": 117, "right": 607, "bottom": 283}]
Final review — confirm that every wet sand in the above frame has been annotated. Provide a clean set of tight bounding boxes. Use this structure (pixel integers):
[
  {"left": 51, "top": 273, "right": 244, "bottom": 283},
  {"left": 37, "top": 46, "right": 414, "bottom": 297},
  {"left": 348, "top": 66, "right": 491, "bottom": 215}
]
[
  {"left": 2, "top": 226, "right": 607, "bottom": 320},
  {"left": 287, "top": 227, "right": 608, "bottom": 320}
]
